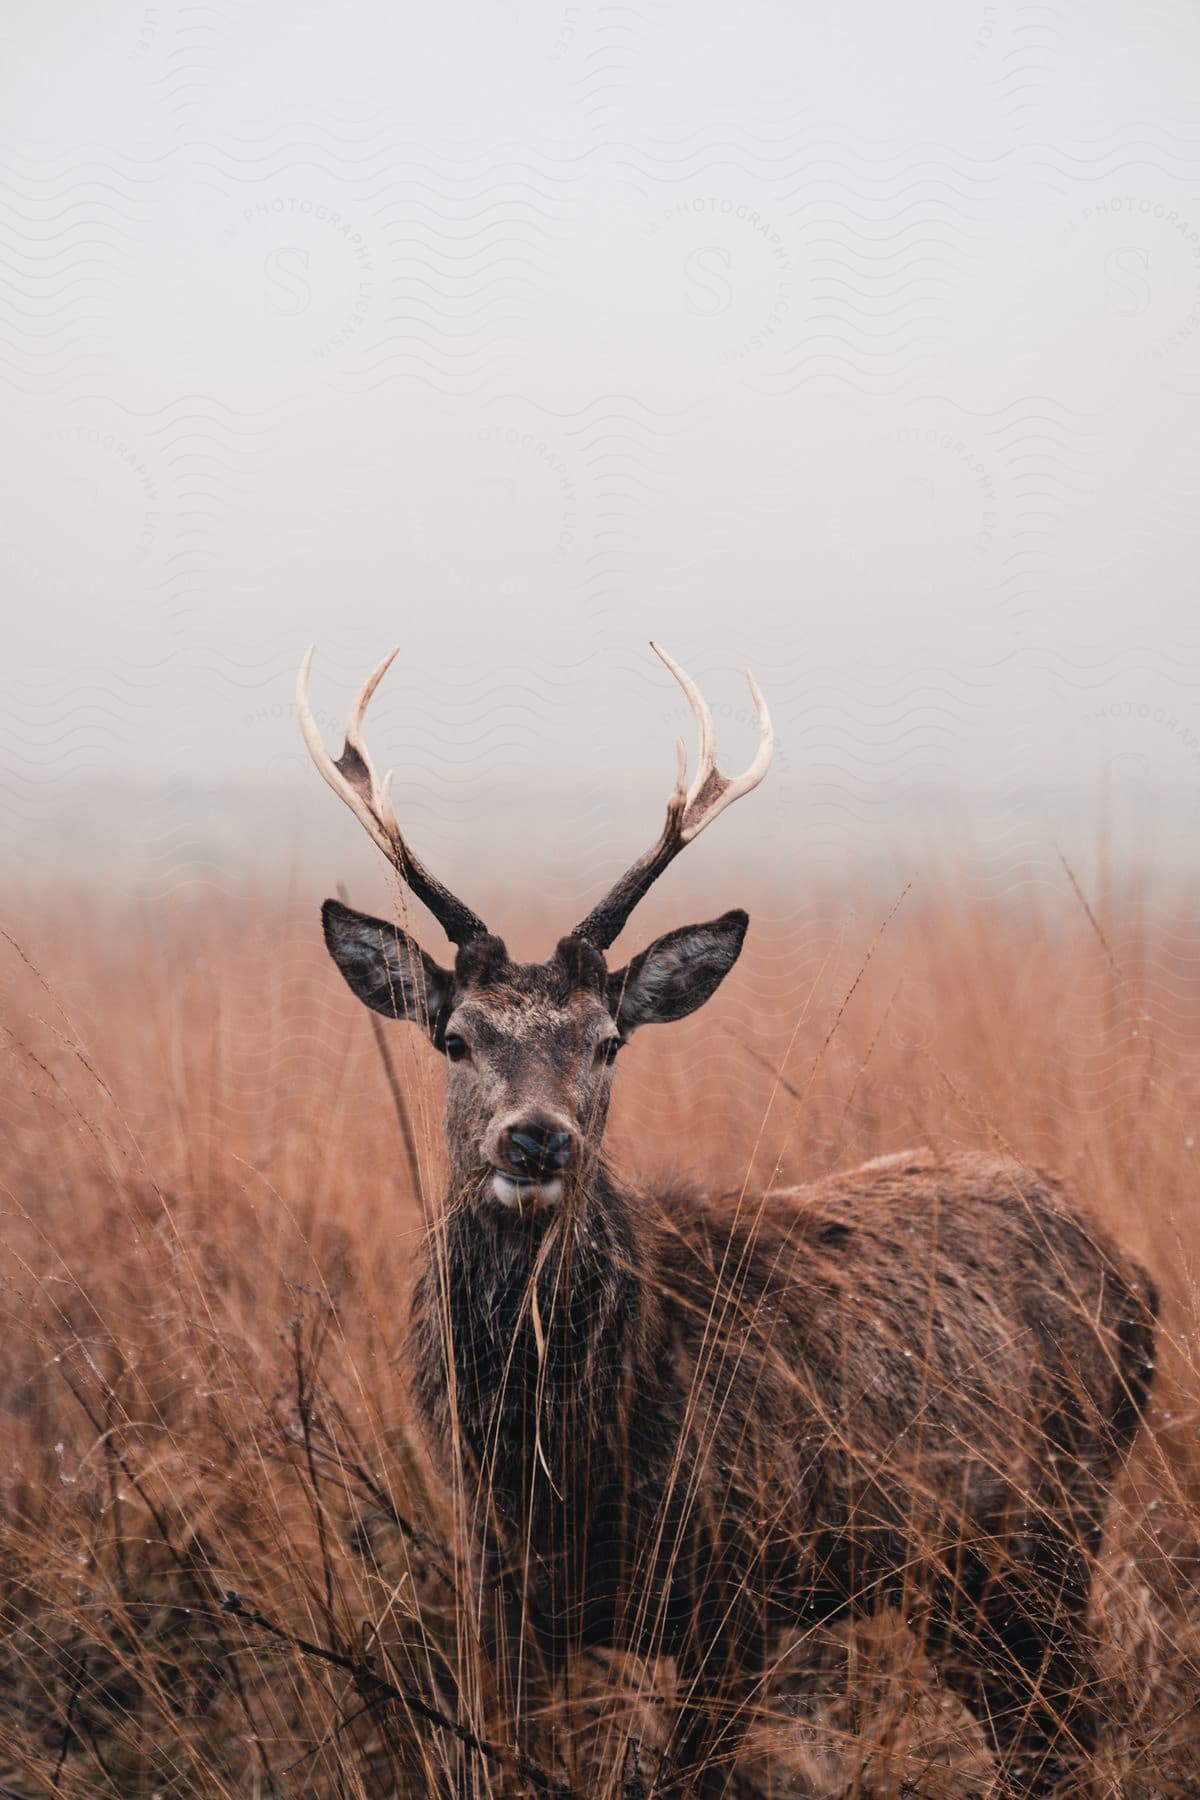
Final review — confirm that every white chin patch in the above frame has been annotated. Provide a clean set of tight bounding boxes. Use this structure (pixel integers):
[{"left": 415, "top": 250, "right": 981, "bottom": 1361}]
[{"left": 489, "top": 1172, "right": 564, "bottom": 1209}]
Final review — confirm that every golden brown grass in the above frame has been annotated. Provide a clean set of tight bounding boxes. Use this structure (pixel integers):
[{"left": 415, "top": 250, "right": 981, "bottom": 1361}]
[{"left": 1, "top": 867, "right": 1198, "bottom": 1797}]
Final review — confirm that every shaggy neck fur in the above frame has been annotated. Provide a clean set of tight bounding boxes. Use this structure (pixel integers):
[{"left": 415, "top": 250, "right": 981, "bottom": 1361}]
[{"left": 410, "top": 1167, "right": 654, "bottom": 1521}]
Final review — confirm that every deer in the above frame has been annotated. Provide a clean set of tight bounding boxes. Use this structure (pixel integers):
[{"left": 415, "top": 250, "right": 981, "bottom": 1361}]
[{"left": 298, "top": 642, "right": 1158, "bottom": 1798}]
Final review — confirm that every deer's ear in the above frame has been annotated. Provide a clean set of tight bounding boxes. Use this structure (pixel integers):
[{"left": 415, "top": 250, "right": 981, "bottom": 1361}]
[
  {"left": 607, "top": 909, "right": 747, "bottom": 1035},
  {"left": 321, "top": 899, "right": 454, "bottom": 1042}
]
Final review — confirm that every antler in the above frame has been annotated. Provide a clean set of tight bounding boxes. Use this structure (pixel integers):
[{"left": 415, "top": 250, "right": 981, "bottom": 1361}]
[
  {"left": 297, "top": 646, "right": 488, "bottom": 946},
  {"left": 573, "top": 642, "right": 773, "bottom": 950}
]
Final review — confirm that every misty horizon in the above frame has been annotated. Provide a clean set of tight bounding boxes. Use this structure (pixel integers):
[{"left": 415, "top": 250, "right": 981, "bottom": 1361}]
[{"left": 4, "top": 2, "right": 1200, "bottom": 895}]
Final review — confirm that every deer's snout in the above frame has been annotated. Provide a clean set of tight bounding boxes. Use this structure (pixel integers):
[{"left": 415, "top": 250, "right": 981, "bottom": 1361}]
[{"left": 497, "top": 1114, "right": 575, "bottom": 1180}]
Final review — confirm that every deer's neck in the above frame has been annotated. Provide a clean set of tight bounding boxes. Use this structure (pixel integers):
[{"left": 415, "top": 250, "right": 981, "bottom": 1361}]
[{"left": 409, "top": 1170, "right": 655, "bottom": 1511}]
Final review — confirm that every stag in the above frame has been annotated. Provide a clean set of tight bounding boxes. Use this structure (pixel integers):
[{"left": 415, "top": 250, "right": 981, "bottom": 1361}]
[{"left": 299, "top": 643, "right": 1157, "bottom": 1797}]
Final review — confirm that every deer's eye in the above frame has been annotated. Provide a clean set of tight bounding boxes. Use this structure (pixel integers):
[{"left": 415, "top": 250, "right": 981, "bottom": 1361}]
[
  {"left": 444, "top": 1033, "right": 469, "bottom": 1063},
  {"left": 596, "top": 1038, "right": 620, "bottom": 1066}
]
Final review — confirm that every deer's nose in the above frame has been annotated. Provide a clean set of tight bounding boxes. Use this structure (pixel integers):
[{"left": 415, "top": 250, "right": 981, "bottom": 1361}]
[{"left": 499, "top": 1116, "right": 575, "bottom": 1179}]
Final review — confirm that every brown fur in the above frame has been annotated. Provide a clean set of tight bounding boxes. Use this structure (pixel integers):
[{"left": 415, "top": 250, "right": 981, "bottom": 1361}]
[
  {"left": 320, "top": 906, "right": 1158, "bottom": 1796},
  {"left": 409, "top": 1144, "right": 1156, "bottom": 1798}
]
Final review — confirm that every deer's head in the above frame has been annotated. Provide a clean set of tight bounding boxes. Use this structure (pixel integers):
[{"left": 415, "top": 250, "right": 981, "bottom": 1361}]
[{"left": 300, "top": 645, "right": 772, "bottom": 1206}]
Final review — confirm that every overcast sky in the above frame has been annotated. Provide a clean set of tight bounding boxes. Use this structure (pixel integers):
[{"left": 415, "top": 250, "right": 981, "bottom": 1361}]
[{"left": 3, "top": 2, "right": 1200, "bottom": 911}]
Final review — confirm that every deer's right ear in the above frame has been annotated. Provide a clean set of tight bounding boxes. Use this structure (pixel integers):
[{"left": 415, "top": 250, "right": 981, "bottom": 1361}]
[
  {"left": 607, "top": 909, "right": 748, "bottom": 1035},
  {"left": 321, "top": 899, "right": 454, "bottom": 1042}
]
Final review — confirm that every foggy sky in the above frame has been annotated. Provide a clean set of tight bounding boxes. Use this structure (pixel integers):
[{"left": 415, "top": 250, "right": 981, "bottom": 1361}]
[{"left": 4, "top": 1, "right": 1200, "bottom": 908}]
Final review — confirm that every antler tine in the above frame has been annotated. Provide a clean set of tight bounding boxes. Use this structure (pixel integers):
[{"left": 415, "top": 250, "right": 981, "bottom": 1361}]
[
  {"left": 297, "top": 646, "right": 488, "bottom": 947},
  {"left": 297, "top": 645, "right": 398, "bottom": 862},
  {"left": 653, "top": 641, "right": 715, "bottom": 810},
  {"left": 651, "top": 641, "right": 774, "bottom": 835},
  {"left": 573, "top": 643, "right": 773, "bottom": 951}
]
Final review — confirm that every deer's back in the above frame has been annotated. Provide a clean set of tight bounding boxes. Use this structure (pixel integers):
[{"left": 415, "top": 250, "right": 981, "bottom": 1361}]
[{"left": 647, "top": 1149, "right": 1157, "bottom": 1567}]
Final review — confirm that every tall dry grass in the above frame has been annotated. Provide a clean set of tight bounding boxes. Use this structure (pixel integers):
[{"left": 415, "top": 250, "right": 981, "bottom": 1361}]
[{"left": 1, "top": 868, "right": 1198, "bottom": 1797}]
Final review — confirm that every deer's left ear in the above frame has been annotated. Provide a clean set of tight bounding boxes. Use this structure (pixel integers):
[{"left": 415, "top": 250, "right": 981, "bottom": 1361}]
[
  {"left": 607, "top": 909, "right": 748, "bottom": 1034},
  {"left": 321, "top": 898, "right": 455, "bottom": 1042}
]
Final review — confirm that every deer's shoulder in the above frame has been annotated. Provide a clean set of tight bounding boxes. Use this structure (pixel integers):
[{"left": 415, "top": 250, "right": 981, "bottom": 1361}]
[{"left": 648, "top": 1147, "right": 1123, "bottom": 1290}]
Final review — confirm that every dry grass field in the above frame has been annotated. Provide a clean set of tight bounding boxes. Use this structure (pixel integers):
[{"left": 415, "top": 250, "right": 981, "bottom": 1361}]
[{"left": 1, "top": 866, "right": 1198, "bottom": 1797}]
